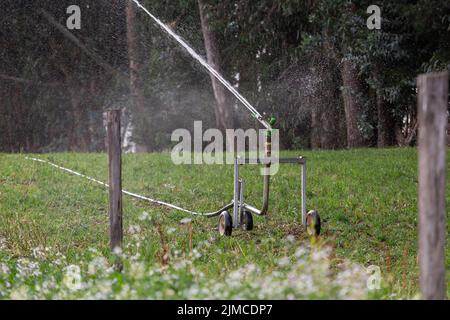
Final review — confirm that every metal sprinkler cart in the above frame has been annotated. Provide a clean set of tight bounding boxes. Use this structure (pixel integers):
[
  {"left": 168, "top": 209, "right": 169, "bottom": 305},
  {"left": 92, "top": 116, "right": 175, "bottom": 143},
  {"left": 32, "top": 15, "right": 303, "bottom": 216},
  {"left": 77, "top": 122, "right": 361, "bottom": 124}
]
[{"left": 215, "top": 126, "right": 321, "bottom": 237}]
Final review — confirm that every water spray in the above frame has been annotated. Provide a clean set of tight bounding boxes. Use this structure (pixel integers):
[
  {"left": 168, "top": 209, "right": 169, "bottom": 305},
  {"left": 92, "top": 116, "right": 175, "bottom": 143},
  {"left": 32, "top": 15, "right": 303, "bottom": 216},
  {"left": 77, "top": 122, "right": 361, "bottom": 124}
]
[{"left": 131, "top": 0, "right": 271, "bottom": 130}]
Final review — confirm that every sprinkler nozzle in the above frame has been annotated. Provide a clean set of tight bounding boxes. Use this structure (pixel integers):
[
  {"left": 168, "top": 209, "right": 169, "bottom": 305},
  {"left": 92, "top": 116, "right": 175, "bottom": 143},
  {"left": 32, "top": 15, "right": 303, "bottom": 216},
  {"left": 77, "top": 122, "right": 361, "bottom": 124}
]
[{"left": 269, "top": 116, "right": 276, "bottom": 126}]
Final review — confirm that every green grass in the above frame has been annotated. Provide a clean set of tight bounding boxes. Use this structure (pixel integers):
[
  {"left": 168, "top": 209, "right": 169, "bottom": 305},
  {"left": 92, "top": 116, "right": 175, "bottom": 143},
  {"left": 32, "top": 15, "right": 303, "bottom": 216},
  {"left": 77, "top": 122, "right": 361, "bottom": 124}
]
[{"left": 0, "top": 148, "right": 448, "bottom": 299}]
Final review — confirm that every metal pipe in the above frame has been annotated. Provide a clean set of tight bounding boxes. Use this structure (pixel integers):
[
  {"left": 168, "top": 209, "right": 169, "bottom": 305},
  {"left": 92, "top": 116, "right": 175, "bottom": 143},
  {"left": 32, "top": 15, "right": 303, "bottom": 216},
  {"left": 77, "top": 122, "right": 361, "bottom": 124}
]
[
  {"left": 233, "top": 158, "right": 240, "bottom": 227},
  {"left": 301, "top": 160, "right": 307, "bottom": 225},
  {"left": 243, "top": 203, "right": 262, "bottom": 215},
  {"left": 260, "top": 133, "right": 271, "bottom": 216},
  {"left": 239, "top": 179, "right": 245, "bottom": 226}
]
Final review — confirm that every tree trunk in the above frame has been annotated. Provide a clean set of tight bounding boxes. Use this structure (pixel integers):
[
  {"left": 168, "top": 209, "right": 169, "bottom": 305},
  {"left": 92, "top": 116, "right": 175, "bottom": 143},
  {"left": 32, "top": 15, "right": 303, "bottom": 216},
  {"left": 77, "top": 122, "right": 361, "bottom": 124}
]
[
  {"left": 69, "top": 89, "right": 84, "bottom": 151},
  {"left": 11, "top": 86, "right": 26, "bottom": 152},
  {"left": 59, "top": 62, "right": 90, "bottom": 152},
  {"left": 340, "top": 60, "right": 365, "bottom": 148},
  {"left": 320, "top": 108, "right": 344, "bottom": 149},
  {"left": 198, "top": 0, "right": 234, "bottom": 137},
  {"left": 309, "top": 52, "right": 346, "bottom": 150},
  {"left": 319, "top": 61, "right": 346, "bottom": 149},
  {"left": 310, "top": 108, "right": 321, "bottom": 149},
  {"left": 126, "top": 1, "right": 147, "bottom": 152},
  {"left": 376, "top": 92, "right": 395, "bottom": 147}
]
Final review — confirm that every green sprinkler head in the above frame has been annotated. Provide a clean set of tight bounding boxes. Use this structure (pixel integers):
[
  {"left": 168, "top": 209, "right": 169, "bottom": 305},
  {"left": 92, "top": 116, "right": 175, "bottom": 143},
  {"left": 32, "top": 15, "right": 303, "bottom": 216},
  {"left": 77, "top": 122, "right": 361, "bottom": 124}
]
[{"left": 269, "top": 116, "right": 277, "bottom": 126}]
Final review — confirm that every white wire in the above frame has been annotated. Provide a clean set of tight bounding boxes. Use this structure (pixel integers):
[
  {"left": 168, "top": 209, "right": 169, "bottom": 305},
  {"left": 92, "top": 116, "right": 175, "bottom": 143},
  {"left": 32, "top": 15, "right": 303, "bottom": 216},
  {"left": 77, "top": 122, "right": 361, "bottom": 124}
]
[{"left": 26, "top": 157, "right": 228, "bottom": 217}]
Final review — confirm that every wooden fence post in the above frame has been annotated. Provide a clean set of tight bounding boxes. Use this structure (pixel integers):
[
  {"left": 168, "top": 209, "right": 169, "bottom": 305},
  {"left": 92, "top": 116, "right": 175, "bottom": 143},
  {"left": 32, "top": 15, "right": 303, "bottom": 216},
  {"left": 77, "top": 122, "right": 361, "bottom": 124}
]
[
  {"left": 107, "top": 110, "right": 123, "bottom": 270},
  {"left": 417, "top": 71, "right": 448, "bottom": 300}
]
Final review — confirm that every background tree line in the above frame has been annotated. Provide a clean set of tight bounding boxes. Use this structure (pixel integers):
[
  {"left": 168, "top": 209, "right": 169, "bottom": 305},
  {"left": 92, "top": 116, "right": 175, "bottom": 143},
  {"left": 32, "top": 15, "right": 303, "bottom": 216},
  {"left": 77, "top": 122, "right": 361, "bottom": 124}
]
[{"left": 0, "top": 0, "right": 449, "bottom": 153}]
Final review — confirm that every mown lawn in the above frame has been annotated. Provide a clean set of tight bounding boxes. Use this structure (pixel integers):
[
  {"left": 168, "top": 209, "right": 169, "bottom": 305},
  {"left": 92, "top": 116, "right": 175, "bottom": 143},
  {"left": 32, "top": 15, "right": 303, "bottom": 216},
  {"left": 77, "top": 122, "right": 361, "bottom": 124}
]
[{"left": 0, "top": 148, "right": 448, "bottom": 299}]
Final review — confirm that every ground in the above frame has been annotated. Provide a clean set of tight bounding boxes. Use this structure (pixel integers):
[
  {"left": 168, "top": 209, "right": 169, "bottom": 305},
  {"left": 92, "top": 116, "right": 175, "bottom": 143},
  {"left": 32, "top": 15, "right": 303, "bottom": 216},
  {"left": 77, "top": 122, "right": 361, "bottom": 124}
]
[{"left": 0, "top": 148, "right": 448, "bottom": 299}]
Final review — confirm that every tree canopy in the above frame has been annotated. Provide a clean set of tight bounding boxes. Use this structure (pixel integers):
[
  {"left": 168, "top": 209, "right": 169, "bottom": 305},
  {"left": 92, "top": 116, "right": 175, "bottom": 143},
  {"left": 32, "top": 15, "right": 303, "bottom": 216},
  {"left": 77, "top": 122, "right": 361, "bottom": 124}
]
[{"left": 0, "top": 0, "right": 449, "bottom": 152}]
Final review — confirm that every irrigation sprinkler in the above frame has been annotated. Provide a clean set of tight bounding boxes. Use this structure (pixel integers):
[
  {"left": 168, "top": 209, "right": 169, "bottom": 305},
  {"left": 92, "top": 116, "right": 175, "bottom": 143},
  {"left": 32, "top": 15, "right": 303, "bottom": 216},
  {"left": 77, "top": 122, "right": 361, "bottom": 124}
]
[
  {"left": 128, "top": 0, "right": 322, "bottom": 236},
  {"left": 213, "top": 127, "right": 321, "bottom": 237}
]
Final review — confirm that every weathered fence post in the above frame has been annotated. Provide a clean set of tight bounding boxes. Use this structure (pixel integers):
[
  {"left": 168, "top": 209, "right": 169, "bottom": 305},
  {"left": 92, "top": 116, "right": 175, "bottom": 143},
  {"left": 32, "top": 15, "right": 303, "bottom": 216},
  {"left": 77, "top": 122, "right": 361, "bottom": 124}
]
[
  {"left": 107, "top": 109, "right": 123, "bottom": 270},
  {"left": 417, "top": 71, "right": 448, "bottom": 300}
]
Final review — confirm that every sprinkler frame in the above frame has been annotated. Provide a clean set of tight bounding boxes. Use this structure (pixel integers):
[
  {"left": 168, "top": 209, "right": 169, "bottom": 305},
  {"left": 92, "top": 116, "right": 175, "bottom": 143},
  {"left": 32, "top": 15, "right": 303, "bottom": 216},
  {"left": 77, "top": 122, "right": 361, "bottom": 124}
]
[
  {"left": 234, "top": 156, "right": 308, "bottom": 226},
  {"left": 202, "top": 125, "right": 321, "bottom": 237},
  {"left": 215, "top": 155, "right": 318, "bottom": 237}
]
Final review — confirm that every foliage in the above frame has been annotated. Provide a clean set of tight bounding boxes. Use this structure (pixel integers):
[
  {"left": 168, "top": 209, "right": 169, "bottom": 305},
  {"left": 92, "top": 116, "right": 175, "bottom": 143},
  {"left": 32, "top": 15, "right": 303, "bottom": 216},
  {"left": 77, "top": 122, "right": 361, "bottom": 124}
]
[
  {"left": 0, "top": 235, "right": 371, "bottom": 299},
  {"left": 0, "top": 1, "right": 449, "bottom": 151}
]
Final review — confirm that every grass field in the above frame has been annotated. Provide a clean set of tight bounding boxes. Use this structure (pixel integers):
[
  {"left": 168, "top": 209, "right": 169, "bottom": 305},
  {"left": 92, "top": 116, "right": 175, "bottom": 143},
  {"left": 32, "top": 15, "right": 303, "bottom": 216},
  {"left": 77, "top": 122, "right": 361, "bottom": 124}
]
[{"left": 0, "top": 148, "right": 448, "bottom": 299}]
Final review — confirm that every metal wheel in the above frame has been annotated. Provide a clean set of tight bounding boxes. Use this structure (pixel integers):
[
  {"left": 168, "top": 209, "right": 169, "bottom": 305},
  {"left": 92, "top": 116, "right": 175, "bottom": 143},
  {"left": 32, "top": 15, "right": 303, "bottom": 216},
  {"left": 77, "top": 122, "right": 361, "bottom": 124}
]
[
  {"left": 218, "top": 211, "right": 233, "bottom": 236},
  {"left": 240, "top": 211, "right": 253, "bottom": 231},
  {"left": 306, "top": 210, "right": 321, "bottom": 237}
]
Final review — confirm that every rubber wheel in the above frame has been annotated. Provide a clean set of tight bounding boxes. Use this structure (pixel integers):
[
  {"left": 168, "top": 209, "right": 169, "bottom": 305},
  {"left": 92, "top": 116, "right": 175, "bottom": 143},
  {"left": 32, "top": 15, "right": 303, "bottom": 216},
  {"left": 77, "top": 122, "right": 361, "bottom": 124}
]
[
  {"left": 218, "top": 211, "right": 233, "bottom": 236},
  {"left": 240, "top": 211, "right": 253, "bottom": 231},
  {"left": 306, "top": 210, "right": 321, "bottom": 237}
]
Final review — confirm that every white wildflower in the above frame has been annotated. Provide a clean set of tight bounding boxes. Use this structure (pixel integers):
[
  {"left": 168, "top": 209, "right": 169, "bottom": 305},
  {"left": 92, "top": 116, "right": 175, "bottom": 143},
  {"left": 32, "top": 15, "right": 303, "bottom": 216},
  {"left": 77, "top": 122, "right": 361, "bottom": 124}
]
[
  {"left": 128, "top": 225, "right": 141, "bottom": 235},
  {"left": 0, "top": 263, "right": 10, "bottom": 275},
  {"left": 277, "top": 256, "right": 291, "bottom": 267},
  {"left": 180, "top": 218, "right": 192, "bottom": 225},
  {"left": 87, "top": 257, "right": 109, "bottom": 275},
  {"left": 0, "top": 238, "right": 7, "bottom": 250},
  {"left": 139, "top": 211, "right": 150, "bottom": 221},
  {"left": 295, "top": 247, "right": 308, "bottom": 258},
  {"left": 16, "top": 258, "right": 41, "bottom": 277},
  {"left": 285, "top": 234, "right": 296, "bottom": 243},
  {"left": 10, "top": 286, "right": 29, "bottom": 300},
  {"left": 32, "top": 245, "right": 47, "bottom": 260},
  {"left": 129, "top": 262, "right": 146, "bottom": 279},
  {"left": 112, "top": 246, "right": 122, "bottom": 256},
  {"left": 63, "top": 265, "right": 83, "bottom": 291}
]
